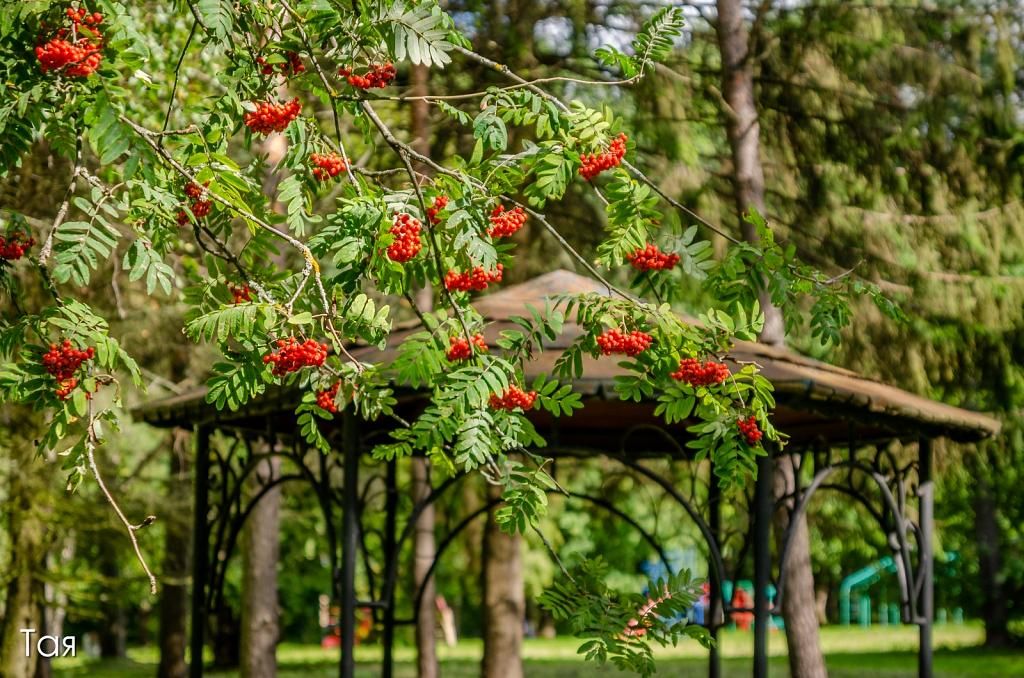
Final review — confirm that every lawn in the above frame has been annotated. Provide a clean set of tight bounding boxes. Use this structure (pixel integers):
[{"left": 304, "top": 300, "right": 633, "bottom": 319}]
[{"left": 53, "top": 624, "right": 1024, "bottom": 677}]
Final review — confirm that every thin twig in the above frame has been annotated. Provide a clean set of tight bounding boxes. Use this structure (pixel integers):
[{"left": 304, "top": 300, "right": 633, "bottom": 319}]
[
  {"left": 506, "top": 198, "right": 631, "bottom": 300},
  {"left": 86, "top": 402, "right": 158, "bottom": 594},
  {"left": 161, "top": 19, "right": 198, "bottom": 144},
  {"left": 38, "top": 136, "right": 83, "bottom": 266},
  {"left": 532, "top": 524, "right": 575, "bottom": 583}
]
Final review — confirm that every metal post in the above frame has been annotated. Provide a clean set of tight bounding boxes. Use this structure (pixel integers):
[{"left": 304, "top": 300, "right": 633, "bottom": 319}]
[
  {"left": 918, "top": 438, "right": 934, "bottom": 678},
  {"left": 753, "top": 452, "right": 773, "bottom": 678},
  {"left": 381, "top": 458, "right": 398, "bottom": 678},
  {"left": 190, "top": 426, "right": 211, "bottom": 678},
  {"left": 708, "top": 467, "right": 721, "bottom": 678},
  {"left": 340, "top": 409, "right": 359, "bottom": 678}
]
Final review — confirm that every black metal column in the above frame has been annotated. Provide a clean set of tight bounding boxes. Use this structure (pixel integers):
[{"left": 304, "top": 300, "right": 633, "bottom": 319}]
[
  {"left": 190, "top": 426, "right": 210, "bottom": 678},
  {"left": 340, "top": 409, "right": 359, "bottom": 678},
  {"left": 381, "top": 458, "right": 398, "bottom": 678},
  {"left": 753, "top": 452, "right": 773, "bottom": 678},
  {"left": 708, "top": 467, "right": 721, "bottom": 678},
  {"left": 918, "top": 438, "right": 934, "bottom": 678}
]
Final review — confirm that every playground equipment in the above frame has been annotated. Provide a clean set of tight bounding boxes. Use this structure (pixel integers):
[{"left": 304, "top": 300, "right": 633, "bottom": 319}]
[
  {"left": 840, "top": 556, "right": 897, "bottom": 626},
  {"left": 840, "top": 553, "right": 964, "bottom": 626}
]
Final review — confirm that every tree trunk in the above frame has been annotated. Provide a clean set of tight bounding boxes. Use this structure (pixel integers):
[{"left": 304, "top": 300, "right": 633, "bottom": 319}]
[
  {"left": 715, "top": 0, "right": 784, "bottom": 346},
  {"left": 715, "top": 2, "right": 827, "bottom": 675},
  {"left": 412, "top": 457, "right": 438, "bottom": 678},
  {"left": 158, "top": 429, "right": 192, "bottom": 678},
  {"left": 0, "top": 412, "right": 50, "bottom": 678},
  {"left": 480, "top": 487, "right": 523, "bottom": 678},
  {"left": 240, "top": 453, "right": 281, "bottom": 678},
  {"left": 98, "top": 549, "right": 127, "bottom": 659},
  {"left": 774, "top": 456, "right": 829, "bottom": 678},
  {"left": 972, "top": 448, "right": 1010, "bottom": 647}
]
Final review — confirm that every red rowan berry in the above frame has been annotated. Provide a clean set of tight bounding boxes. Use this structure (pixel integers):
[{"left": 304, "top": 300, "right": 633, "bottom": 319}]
[
  {"left": 737, "top": 415, "right": 763, "bottom": 446},
  {"left": 444, "top": 264, "right": 503, "bottom": 292},
  {"left": 244, "top": 98, "right": 302, "bottom": 135},
  {"left": 386, "top": 213, "right": 422, "bottom": 263},
  {"left": 183, "top": 181, "right": 207, "bottom": 200},
  {"left": 489, "top": 385, "right": 537, "bottom": 411},
  {"left": 0, "top": 231, "right": 36, "bottom": 261},
  {"left": 426, "top": 195, "right": 449, "bottom": 225},
  {"left": 446, "top": 333, "right": 488, "bottom": 361},
  {"left": 627, "top": 244, "right": 680, "bottom": 272},
  {"left": 41, "top": 339, "right": 95, "bottom": 398},
  {"left": 229, "top": 284, "right": 253, "bottom": 304},
  {"left": 670, "top": 357, "right": 730, "bottom": 387},
  {"left": 595, "top": 329, "right": 653, "bottom": 357},
  {"left": 310, "top": 152, "right": 347, "bottom": 181},
  {"left": 37, "top": 7, "right": 104, "bottom": 77},
  {"left": 316, "top": 381, "right": 340, "bottom": 413},
  {"left": 55, "top": 377, "right": 79, "bottom": 400},
  {"left": 340, "top": 62, "right": 396, "bottom": 89},
  {"left": 190, "top": 199, "right": 212, "bottom": 218},
  {"left": 262, "top": 337, "right": 329, "bottom": 377},
  {"left": 579, "top": 133, "right": 627, "bottom": 180},
  {"left": 36, "top": 38, "right": 102, "bottom": 77},
  {"left": 488, "top": 205, "right": 527, "bottom": 238}
]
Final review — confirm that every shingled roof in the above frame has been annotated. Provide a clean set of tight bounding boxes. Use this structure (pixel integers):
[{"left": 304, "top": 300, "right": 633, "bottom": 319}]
[{"left": 135, "top": 270, "right": 1000, "bottom": 447}]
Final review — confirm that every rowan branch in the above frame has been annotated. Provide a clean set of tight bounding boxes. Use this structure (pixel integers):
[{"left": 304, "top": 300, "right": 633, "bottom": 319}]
[
  {"left": 122, "top": 115, "right": 364, "bottom": 371},
  {"left": 86, "top": 401, "right": 158, "bottom": 595}
]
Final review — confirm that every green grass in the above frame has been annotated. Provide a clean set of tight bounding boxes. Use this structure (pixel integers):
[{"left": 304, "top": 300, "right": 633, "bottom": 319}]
[{"left": 53, "top": 624, "right": 1024, "bottom": 677}]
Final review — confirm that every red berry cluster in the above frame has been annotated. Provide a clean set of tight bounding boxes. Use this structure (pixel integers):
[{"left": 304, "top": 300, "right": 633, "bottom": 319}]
[
  {"left": 35, "top": 8, "right": 104, "bottom": 77},
  {"left": 262, "top": 337, "right": 329, "bottom": 377},
  {"left": 229, "top": 283, "right": 252, "bottom": 304},
  {"left": 176, "top": 182, "right": 212, "bottom": 226},
  {"left": 579, "top": 133, "right": 627, "bottom": 180},
  {"left": 42, "top": 339, "right": 94, "bottom": 400},
  {"left": 339, "top": 63, "right": 396, "bottom": 89},
  {"left": 488, "top": 205, "right": 527, "bottom": 238},
  {"left": 446, "top": 333, "right": 488, "bottom": 361},
  {"left": 426, "top": 196, "right": 449, "bottom": 225},
  {"left": 244, "top": 98, "right": 302, "bottom": 135},
  {"left": 316, "top": 381, "right": 340, "bottom": 413},
  {"left": 257, "top": 52, "right": 305, "bottom": 77},
  {"left": 596, "top": 329, "right": 653, "bottom": 357},
  {"left": 386, "top": 213, "right": 422, "bottom": 263},
  {"left": 627, "top": 244, "right": 680, "bottom": 272},
  {"left": 489, "top": 385, "right": 537, "bottom": 412},
  {"left": 444, "top": 264, "right": 503, "bottom": 292},
  {"left": 671, "top": 357, "right": 730, "bottom": 387},
  {"left": 737, "top": 415, "right": 763, "bottom": 446},
  {"left": 64, "top": 6, "right": 104, "bottom": 25},
  {"left": 310, "top": 152, "right": 347, "bottom": 181},
  {"left": 0, "top": 231, "right": 35, "bottom": 261}
]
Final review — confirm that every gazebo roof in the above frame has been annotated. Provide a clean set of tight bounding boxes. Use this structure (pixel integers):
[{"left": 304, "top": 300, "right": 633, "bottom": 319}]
[{"left": 135, "top": 270, "right": 999, "bottom": 447}]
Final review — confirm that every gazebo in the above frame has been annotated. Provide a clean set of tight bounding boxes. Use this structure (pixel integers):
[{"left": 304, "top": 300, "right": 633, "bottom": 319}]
[{"left": 135, "top": 270, "right": 1000, "bottom": 678}]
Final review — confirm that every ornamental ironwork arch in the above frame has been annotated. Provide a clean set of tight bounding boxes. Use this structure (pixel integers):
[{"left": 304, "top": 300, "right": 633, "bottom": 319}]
[{"left": 182, "top": 410, "right": 941, "bottom": 678}]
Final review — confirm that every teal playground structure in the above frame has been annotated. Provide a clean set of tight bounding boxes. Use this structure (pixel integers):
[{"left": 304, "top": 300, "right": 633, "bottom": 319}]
[
  {"left": 840, "top": 554, "right": 964, "bottom": 627},
  {"left": 840, "top": 556, "right": 899, "bottom": 626}
]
